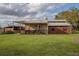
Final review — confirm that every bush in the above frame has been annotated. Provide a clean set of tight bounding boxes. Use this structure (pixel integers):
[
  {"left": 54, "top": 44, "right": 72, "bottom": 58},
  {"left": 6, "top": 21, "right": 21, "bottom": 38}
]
[{"left": 72, "top": 30, "right": 79, "bottom": 34}]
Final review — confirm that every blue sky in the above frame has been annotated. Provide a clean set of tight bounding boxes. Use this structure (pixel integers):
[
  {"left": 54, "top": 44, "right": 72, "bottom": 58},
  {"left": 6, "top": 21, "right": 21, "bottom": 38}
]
[
  {"left": 46, "top": 3, "right": 79, "bottom": 19},
  {"left": 51, "top": 3, "right": 79, "bottom": 14}
]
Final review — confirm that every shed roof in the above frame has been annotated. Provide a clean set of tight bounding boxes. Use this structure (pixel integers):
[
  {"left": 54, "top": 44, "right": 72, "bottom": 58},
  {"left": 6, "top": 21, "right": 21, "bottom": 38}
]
[
  {"left": 15, "top": 19, "right": 71, "bottom": 26},
  {"left": 48, "top": 23, "right": 71, "bottom": 26},
  {"left": 48, "top": 20, "right": 71, "bottom": 26},
  {"left": 48, "top": 20, "right": 68, "bottom": 23},
  {"left": 15, "top": 20, "right": 48, "bottom": 24}
]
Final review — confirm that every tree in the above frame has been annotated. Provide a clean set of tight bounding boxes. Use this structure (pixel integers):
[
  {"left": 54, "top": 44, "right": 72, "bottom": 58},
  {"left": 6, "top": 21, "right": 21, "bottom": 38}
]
[{"left": 55, "top": 7, "right": 79, "bottom": 30}]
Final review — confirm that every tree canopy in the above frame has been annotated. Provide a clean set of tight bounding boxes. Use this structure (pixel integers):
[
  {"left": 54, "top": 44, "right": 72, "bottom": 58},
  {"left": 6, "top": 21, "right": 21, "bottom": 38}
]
[{"left": 55, "top": 7, "right": 79, "bottom": 30}]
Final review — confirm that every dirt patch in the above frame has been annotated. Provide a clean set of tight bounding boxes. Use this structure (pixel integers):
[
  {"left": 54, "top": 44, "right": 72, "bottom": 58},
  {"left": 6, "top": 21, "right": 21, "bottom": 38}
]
[{"left": 73, "top": 37, "right": 79, "bottom": 44}]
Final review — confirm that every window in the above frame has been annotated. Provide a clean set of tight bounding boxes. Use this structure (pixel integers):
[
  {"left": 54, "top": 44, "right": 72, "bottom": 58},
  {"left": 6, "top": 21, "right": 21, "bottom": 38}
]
[
  {"left": 52, "top": 28, "right": 55, "bottom": 31},
  {"left": 63, "top": 27, "right": 67, "bottom": 31}
]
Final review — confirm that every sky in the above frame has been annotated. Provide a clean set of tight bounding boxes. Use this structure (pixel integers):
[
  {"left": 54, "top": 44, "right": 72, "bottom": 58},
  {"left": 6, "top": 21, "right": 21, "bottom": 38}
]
[
  {"left": 0, "top": 3, "right": 79, "bottom": 20},
  {"left": 0, "top": 3, "right": 79, "bottom": 27}
]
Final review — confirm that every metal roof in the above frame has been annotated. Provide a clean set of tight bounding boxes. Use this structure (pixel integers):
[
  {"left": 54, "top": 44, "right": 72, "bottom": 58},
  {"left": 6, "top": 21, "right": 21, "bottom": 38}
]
[
  {"left": 48, "top": 20, "right": 68, "bottom": 23},
  {"left": 48, "top": 20, "right": 71, "bottom": 26},
  {"left": 14, "top": 19, "right": 71, "bottom": 26},
  {"left": 48, "top": 23, "right": 71, "bottom": 26},
  {"left": 15, "top": 20, "right": 48, "bottom": 24}
]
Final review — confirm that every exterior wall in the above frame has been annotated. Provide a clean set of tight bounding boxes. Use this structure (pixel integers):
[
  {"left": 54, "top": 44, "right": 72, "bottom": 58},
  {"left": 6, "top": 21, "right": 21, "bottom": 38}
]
[
  {"left": 24, "top": 23, "right": 48, "bottom": 34},
  {"left": 3, "top": 26, "right": 72, "bottom": 34},
  {"left": 39, "top": 24, "right": 48, "bottom": 34},
  {"left": 48, "top": 26, "right": 72, "bottom": 34},
  {"left": 25, "top": 24, "right": 37, "bottom": 30},
  {"left": 4, "top": 28, "right": 14, "bottom": 33}
]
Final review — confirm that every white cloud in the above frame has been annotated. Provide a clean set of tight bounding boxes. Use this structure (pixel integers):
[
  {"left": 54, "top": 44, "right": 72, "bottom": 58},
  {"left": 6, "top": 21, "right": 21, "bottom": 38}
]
[
  {"left": 27, "top": 3, "right": 63, "bottom": 13},
  {"left": 24, "top": 15, "right": 33, "bottom": 18},
  {"left": 27, "top": 3, "right": 42, "bottom": 12},
  {"left": 0, "top": 3, "right": 65, "bottom": 19},
  {"left": 0, "top": 3, "right": 66, "bottom": 27},
  {"left": 24, "top": 3, "right": 64, "bottom": 19}
]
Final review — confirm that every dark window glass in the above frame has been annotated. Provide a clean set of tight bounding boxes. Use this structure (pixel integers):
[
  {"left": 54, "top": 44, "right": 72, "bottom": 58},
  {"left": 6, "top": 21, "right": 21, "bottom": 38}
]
[
  {"left": 63, "top": 27, "right": 67, "bottom": 31},
  {"left": 52, "top": 28, "right": 55, "bottom": 31}
]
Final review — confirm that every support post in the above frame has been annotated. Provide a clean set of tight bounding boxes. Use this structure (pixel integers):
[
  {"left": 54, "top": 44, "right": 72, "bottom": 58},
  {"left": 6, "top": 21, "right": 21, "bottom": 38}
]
[{"left": 46, "top": 23, "right": 48, "bottom": 34}]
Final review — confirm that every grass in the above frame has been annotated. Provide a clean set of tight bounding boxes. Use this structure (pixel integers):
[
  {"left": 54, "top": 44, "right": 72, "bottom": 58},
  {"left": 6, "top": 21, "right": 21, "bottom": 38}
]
[{"left": 0, "top": 34, "right": 79, "bottom": 56}]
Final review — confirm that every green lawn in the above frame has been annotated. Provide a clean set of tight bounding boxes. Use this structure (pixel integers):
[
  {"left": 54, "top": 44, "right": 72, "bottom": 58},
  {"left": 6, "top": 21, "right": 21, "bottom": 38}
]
[{"left": 0, "top": 34, "right": 79, "bottom": 56}]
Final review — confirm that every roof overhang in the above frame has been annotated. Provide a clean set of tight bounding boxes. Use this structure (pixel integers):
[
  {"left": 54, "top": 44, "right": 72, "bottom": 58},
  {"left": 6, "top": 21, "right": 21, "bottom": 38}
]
[
  {"left": 48, "top": 23, "right": 72, "bottom": 26},
  {"left": 15, "top": 20, "right": 48, "bottom": 24}
]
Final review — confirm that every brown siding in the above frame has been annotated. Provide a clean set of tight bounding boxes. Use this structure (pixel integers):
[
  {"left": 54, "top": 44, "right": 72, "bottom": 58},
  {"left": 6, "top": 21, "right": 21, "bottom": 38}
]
[{"left": 48, "top": 26, "right": 72, "bottom": 34}]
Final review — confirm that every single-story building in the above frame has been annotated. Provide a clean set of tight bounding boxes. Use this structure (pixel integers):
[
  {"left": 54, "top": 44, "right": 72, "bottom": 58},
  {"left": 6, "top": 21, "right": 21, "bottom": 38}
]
[
  {"left": 4, "top": 26, "right": 25, "bottom": 34},
  {"left": 15, "top": 19, "right": 72, "bottom": 34},
  {"left": 15, "top": 20, "right": 48, "bottom": 34},
  {"left": 3, "top": 19, "right": 72, "bottom": 34},
  {"left": 4, "top": 26, "right": 14, "bottom": 33},
  {"left": 48, "top": 20, "right": 72, "bottom": 34}
]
